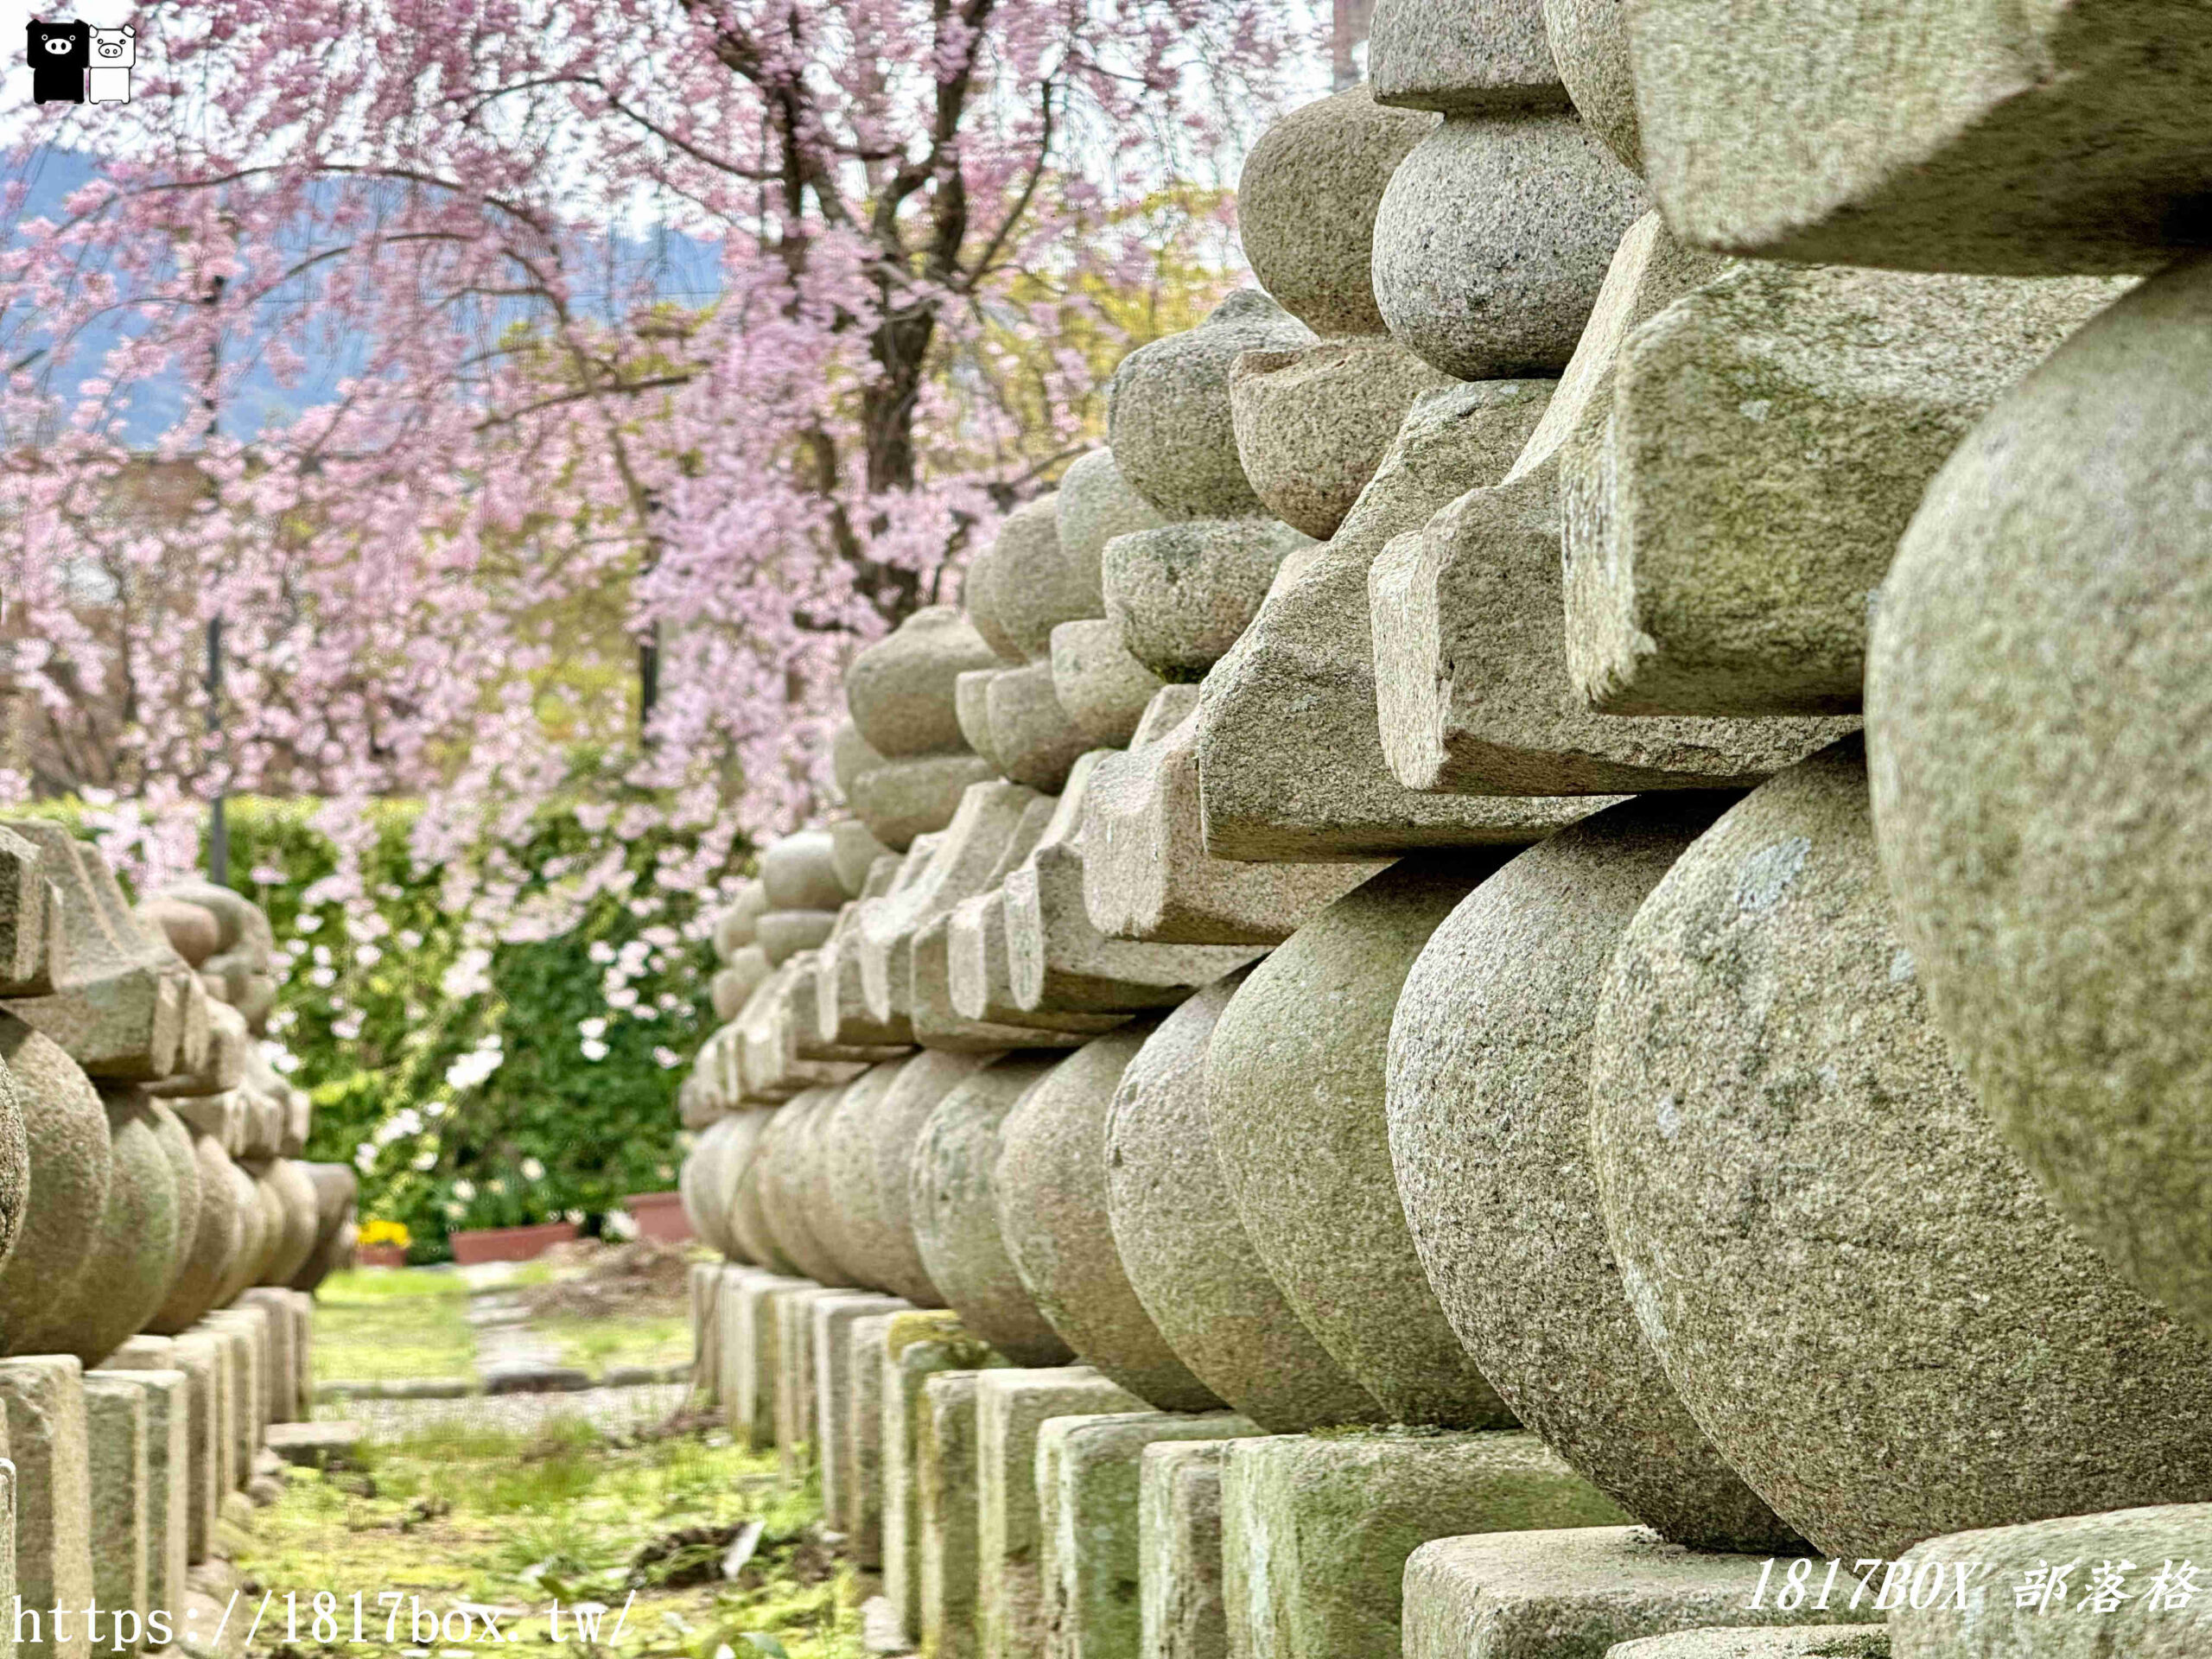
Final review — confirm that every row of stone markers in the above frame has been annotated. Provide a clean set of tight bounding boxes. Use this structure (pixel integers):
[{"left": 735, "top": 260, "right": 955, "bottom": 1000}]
[
  {"left": 0, "top": 826, "right": 357, "bottom": 1659},
  {"left": 680, "top": 0, "right": 2212, "bottom": 1656}
]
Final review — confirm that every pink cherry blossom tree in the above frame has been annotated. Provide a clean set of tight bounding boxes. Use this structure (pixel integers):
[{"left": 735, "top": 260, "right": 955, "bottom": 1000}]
[{"left": 0, "top": 0, "right": 1305, "bottom": 935}]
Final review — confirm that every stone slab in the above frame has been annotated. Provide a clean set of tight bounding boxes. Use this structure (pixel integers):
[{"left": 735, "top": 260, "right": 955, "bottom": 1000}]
[
  {"left": 727, "top": 1269, "right": 810, "bottom": 1448},
  {"left": 262, "top": 1421, "right": 359, "bottom": 1467},
  {"left": 1103, "top": 518, "right": 1313, "bottom": 684},
  {"left": 920, "top": 1370, "right": 989, "bottom": 1659},
  {"left": 885, "top": 1313, "right": 1007, "bottom": 1645},
  {"left": 976, "top": 1368, "right": 1143, "bottom": 1659},
  {"left": 849, "top": 607, "right": 1007, "bottom": 760},
  {"left": 1141, "top": 1440, "right": 1237, "bottom": 1659},
  {"left": 92, "top": 1367, "right": 188, "bottom": 1630},
  {"left": 813, "top": 1294, "right": 912, "bottom": 1547},
  {"left": 1402, "top": 1527, "right": 1878, "bottom": 1659},
  {"left": 773, "top": 1283, "right": 834, "bottom": 1480},
  {"left": 1039, "top": 1411, "right": 1257, "bottom": 1659},
  {"left": 1050, "top": 620, "right": 1164, "bottom": 751},
  {"left": 1370, "top": 0, "right": 1563, "bottom": 114},
  {"left": 1220, "top": 1430, "right": 1628, "bottom": 1659},
  {"left": 850, "top": 754, "right": 1001, "bottom": 853},
  {"left": 1630, "top": 0, "right": 2212, "bottom": 274},
  {"left": 2, "top": 1355, "right": 94, "bottom": 1659},
  {"left": 82, "top": 1374, "right": 149, "bottom": 1645},
  {"left": 1610, "top": 1632, "right": 1891, "bottom": 1659}
]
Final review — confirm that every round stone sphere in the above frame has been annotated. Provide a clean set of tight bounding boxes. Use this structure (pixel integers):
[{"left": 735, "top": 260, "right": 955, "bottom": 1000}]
[
  {"left": 257, "top": 1157, "right": 321, "bottom": 1287},
  {"left": 762, "top": 832, "right": 848, "bottom": 913},
  {"left": 848, "top": 606, "right": 1005, "bottom": 760},
  {"left": 1055, "top": 450, "right": 1168, "bottom": 610},
  {"left": 867, "top": 1050, "right": 1001, "bottom": 1307},
  {"left": 806, "top": 1061, "right": 906, "bottom": 1288},
  {"left": 151, "top": 1132, "right": 242, "bottom": 1334},
  {"left": 1387, "top": 792, "right": 1804, "bottom": 1552},
  {"left": 833, "top": 721, "right": 890, "bottom": 801},
  {"left": 1107, "top": 290, "right": 1315, "bottom": 521},
  {"left": 211, "top": 1153, "right": 269, "bottom": 1308},
  {"left": 0, "top": 1017, "right": 112, "bottom": 1353},
  {"left": 715, "top": 882, "right": 770, "bottom": 960},
  {"left": 144, "top": 1096, "right": 204, "bottom": 1299},
  {"left": 726, "top": 1108, "right": 799, "bottom": 1274},
  {"left": 681, "top": 1114, "right": 743, "bottom": 1257},
  {"left": 1373, "top": 114, "right": 1647, "bottom": 379},
  {"left": 1541, "top": 0, "right": 1642, "bottom": 174},
  {"left": 1866, "top": 255, "right": 2212, "bottom": 1343},
  {"left": 908, "top": 1052, "right": 1075, "bottom": 1365},
  {"left": 1104, "top": 518, "right": 1315, "bottom": 683},
  {"left": 1236, "top": 85, "right": 1439, "bottom": 337},
  {"left": 755, "top": 1089, "right": 856, "bottom": 1286},
  {"left": 0, "top": 1050, "right": 26, "bottom": 1276},
  {"left": 22, "top": 1089, "right": 181, "bottom": 1367},
  {"left": 289, "top": 1162, "right": 359, "bottom": 1293},
  {"left": 245, "top": 1159, "right": 291, "bottom": 1285},
  {"left": 701, "top": 1108, "right": 767, "bottom": 1266},
  {"left": 1230, "top": 336, "right": 1457, "bottom": 540},
  {"left": 996, "top": 1025, "right": 1224, "bottom": 1411},
  {"left": 1589, "top": 738, "right": 2212, "bottom": 1563},
  {"left": 1107, "top": 972, "right": 1385, "bottom": 1432},
  {"left": 1207, "top": 856, "right": 1519, "bottom": 1427},
  {"left": 981, "top": 494, "right": 1097, "bottom": 664}
]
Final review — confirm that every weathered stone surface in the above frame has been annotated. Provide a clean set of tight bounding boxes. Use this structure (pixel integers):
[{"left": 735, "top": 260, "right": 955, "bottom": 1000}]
[
  {"left": 859, "top": 782, "right": 1044, "bottom": 1024},
  {"left": 1040, "top": 1411, "right": 1256, "bottom": 1659},
  {"left": 813, "top": 1293, "right": 910, "bottom": 1546},
  {"left": 836, "top": 721, "right": 891, "bottom": 799},
  {"left": 1104, "top": 518, "right": 1314, "bottom": 684},
  {"left": 715, "top": 882, "right": 770, "bottom": 957},
  {"left": 1198, "top": 378, "right": 1612, "bottom": 861},
  {"left": 143, "top": 1332, "right": 219, "bottom": 1563},
  {"left": 289, "top": 1161, "right": 358, "bottom": 1294},
  {"left": 908, "top": 1054, "right": 1075, "bottom": 1366},
  {"left": 1141, "top": 1441, "right": 1236, "bottom": 1659},
  {"left": 22, "top": 1089, "right": 179, "bottom": 1367},
  {"left": 849, "top": 754, "right": 1001, "bottom": 853},
  {"left": 1371, "top": 464, "right": 1851, "bottom": 797},
  {"left": 814, "top": 896, "right": 916, "bottom": 1053},
  {"left": 1209, "top": 859, "right": 1514, "bottom": 1427},
  {"left": 1108, "top": 292, "right": 1316, "bottom": 522},
  {"left": 1388, "top": 793, "right": 1803, "bottom": 1551},
  {"left": 975, "top": 1367, "right": 1141, "bottom": 1659},
  {"left": 957, "top": 669, "right": 1007, "bottom": 773},
  {"left": 863, "top": 1049, "right": 1000, "bottom": 1308},
  {"left": 995, "top": 1030, "right": 1222, "bottom": 1412},
  {"left": 765, "top": 830, "right": 849, "bottom": 911},
  {"left": 729, "top": 1269, "right": 811, "bottom": 1447},
  {"left": 256, "top": 1158, "right": 320, "bottom": 1289},
  {"left": 830, "top": 821, "right": 894, "bottom": 899},
  {"left": 1005, "top": 753, "right": 1262, "bottom": 1006},
  {"left": 920, "top": 1370, "right": 991, "bottom": 1659},
  {"left": 1566, "top": 264, "right": 2126, "bottom": 716},
  {"left": 2, "top": 1354, "right": 94, "bottom": 1659},
  {"left": 804, "top": 1065, "right": 906, "bottom": 1285},
  {"left": 91, "top": 1363, "right": 187, "bottom": 1618},
  {"left": 82, "top": 1373, "right": 149, "bottom": 1642},
  {"left": 1611, "top": 1631, "right": 1891, "bottom": 1659},
  {"left": 1230, "top": 337, "right": 1456, "bottom": 541},
  {"left": 754, "top": 1090, "right": 858, "bottom": 1287},
  {"left": 1106, "top": 973, "right": 1384, "bottom": 1433},
  {"left": 888, "top": 1316, "right": 1008, "bottom": 1648},
  {"left": 945, "top": 890, "right": 1134, "bottom": 1039},
  {"left": 1374, "top": 115, "right": 1644, "bottom": 381},
  {"left": 912, "top": 918, "right": 1108, "bottom": 1055},
  {"left": 1370, "top": 0, "right": 1564, "bottom": 114},
  {"left": 1589, "top": 739, "right": 2212, "bottom": 1562},
  {"left": 1086, "top": 702, "right": 1377, "bottom": 946},
  {"left": 773, "top": 1284, "right": 832, "bottom": 1473},
  {"left": 984, "top": 664, "right": 1092, "bottom": 794},
  {"left": 1056, "top": 451, "right": 1169, "bottom": 612},
  {"left": 1236, "top": 86, "right": 1438, "bottom": 338},
  {"left": 1541, "top": 0, "right": 1638, "bottom": 173},
  {"left": 1866, "top": 255, "right": 2212, "bottom": 1347},
  {"left": 1221, "top": 1430, "right": 1627, "bottom": 1659},
  {"left": 727, "top": 1110, "right": 797, "bottom": 1272},
  {"left": 760, "top": 909, "right": 841, "bottom": 969},
  {"left": 995, "top": 495, "right": 1103, "bottom": 664},
  {"left": 682, "top": 1111, "right": 746, "bottom": 1258},
  {"left": 1403, "top": 1529, "right": 1876, "bottom": 1659},
  {"left": 850, "top": 607, "right": 1007, "bottom": 759},
  {"left": 844, "top": 1312, "right": 901, "bottom": 1567},
  {"left": 1050, "top": 620, "right": 1164, "bottom": 751},
  {"left": 1629, "top": 0, "right": 2212, "bottom": 275},
  {"left": 1890, "top": 1504, "right": 2212, "bottom": 1657}
]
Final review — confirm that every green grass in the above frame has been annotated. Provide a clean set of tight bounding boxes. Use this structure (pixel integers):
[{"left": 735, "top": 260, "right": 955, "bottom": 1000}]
[
  {"left": 311, "top": 1268, "right": 476, "bottom": 1384},
  {"left": 542, "top": 1312, "right": 693, "bottom": 1377},
  {"left": 238, "top": 1419, "right": 862, "bottom": 1659}
]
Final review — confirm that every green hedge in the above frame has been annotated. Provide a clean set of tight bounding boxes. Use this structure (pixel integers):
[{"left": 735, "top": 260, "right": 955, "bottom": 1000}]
[{"left": 29, "top": 796, "right": 746, "bottom": 1262}]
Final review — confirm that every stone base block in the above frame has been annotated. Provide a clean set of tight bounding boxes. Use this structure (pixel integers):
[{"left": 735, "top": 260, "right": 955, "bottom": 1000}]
[
  {"left": 2, "top": 1355, "right": 95, "bottom": 1659},
  {"left": 92, "top": 1366, "right": 190, "bottom": 1632},
  {"left": 976, "top": 1368, "right": 1144, "bottom": 1659},
  {"left": 889, "top": 1318, "right": 1008, "bottom": 1652},
  {"left": 83, "top": 1374, "right": 150, "bottom": 1645},
  {"left": 691, "top": 1262, "right": 725, "bottom": 1404},
  {"left": 723, "top": 1268, "right": 809, "bottom": 1449},
  {"left": 920, "top": 1371, "right": 989, "bottom": 1659},
  {"left": 1889, "top": 1503, "right": 2212, "bottom": 1657},
  {"left": 1039, "top": 1411, "right": 1258, "bottom": 1659},
  {"left": 238, "top": 1288, "right": 300, "bottom": 1425},
  {"left": 813, "top": 1294, "right": 911, "bottom": 1549},
  {"left": 1611, "top": 1632, "right": 1891, "bottom": 1659},
  {"left": 103, "top": 1334, "right": 219, "bottom": 1568},
  {"left": 774, "top": 1283, "right": 835, "bottom": 1480},
  {"left": 1403, "top": 1527, "right": 1878, "bottom": 1659},
  {"left": 1220, "top": 1429, "right": 1630, "bottom": 1659},
  {"left": 263, "top": 1421, "right": 361, "bottom": 1466},
  {"left": 1141, "top": 1441, "right": 1237, "bottom": 1659}
]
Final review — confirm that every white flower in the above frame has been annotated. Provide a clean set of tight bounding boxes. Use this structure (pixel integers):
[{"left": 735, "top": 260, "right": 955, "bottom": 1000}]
[
  {"left": 332, "top": 1012, "right": 364, "bottom": 1041},
  {"left": 397, "top": 929, "right": 424, "bottom": 950},
  {"left": 452, "top": 1179, "right": 477, "bottom": 1201},
  {"left": 607, "top": 987, "right": 639, "bottom": 1011},
  {"left": 442, "top": 1046, "right": 505, "bottom": 1091},
  {"left": 270, "top": 1049, "right": 302, "bottom": 1074},
  {"left": 580, "top": 1038, "right": 610, "bottom": 1062},
  {"left": 354, "top": 944, "right": 382, "bottom": 968},
  {"left": 353, "top": 1142, "right": 377, "bottom": 1173},
  {"left": 486, "top": 1177, "right": 506, "bottom": 1196},
  {"left": 520, "top": 1157, "right": 545, "bottom": 1181},
  {"left": 411, "top": 1150, "right": 437, "bottom": 1171},
  {"left": 603, "top": 1210, "right": 639, "bottom": 1240},
  {"left": 577, "top": 1016, "right": 608, "bottom": 1039},
  {"left": 444, "top": 1201, "right": 466, "bottom": 1220},
  {"left": 587, "top": 940, "right": 616, "bottom": 964},
  {"left": 296, "top": 915, "right": 323, "bottom": 935},
  {"left": 653, "top": 1046, "right": 682, "bottom": 1070},
  {"left": 440, "top": 947, "right": 494, "bottom": 1001},
  {"left": 307, "top": 967, "right": 336, "bottom": 988}
]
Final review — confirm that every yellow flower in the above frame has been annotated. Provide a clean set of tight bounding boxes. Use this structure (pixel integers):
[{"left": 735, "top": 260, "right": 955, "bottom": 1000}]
[{"left": 359, "top": 1218, "right": 411, "bottom": 1249}]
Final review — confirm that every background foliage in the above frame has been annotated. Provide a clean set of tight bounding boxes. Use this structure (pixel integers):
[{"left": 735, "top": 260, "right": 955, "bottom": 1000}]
[{"left": 29, "top": 794, "right": 742, "bottom": 1262}]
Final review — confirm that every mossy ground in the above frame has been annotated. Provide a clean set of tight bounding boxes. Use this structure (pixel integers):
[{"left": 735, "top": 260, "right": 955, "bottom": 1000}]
[
  {"left": 238, "top": 1416, "right": 865, "bottom": 1659},
  {"left": 312, "top": 1269, "right": 477, "bottom": 1384},
  {"left": 541, "top": 1312, "right": 693, "bottom": 1376}
]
